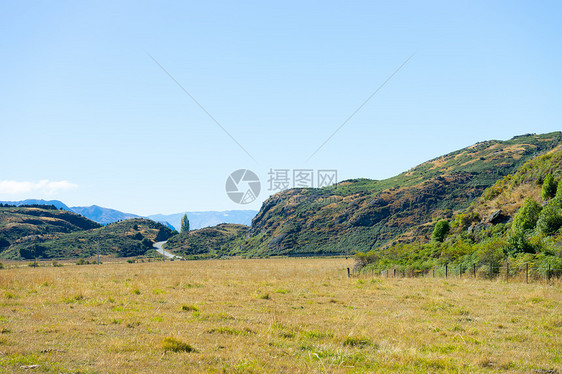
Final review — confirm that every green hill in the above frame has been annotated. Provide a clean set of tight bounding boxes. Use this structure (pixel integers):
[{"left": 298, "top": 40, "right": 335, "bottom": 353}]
[
  {"left": 164, "top": 224, "right": 247, "bottom": 259},
  {"left": 0, "top": 205, "right": 175, "bottom": 259},
  {"left": 355, "top": 146, "right": 562, "bottom": 274},
  {"left": 0, "top": 205, "right": 101, "bottom": 252},
  {"left": 238, "top": 132, "right": 562, "bottom": 256}
]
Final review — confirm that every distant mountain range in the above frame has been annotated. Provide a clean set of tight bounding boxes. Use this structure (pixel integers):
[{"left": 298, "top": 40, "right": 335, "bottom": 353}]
[
  {"left": 70, "top": 205, "right": 140, "bottom": 225},
  {"left": 0, "top": 199, "right": 70, "bottom": 210},
  {"left": 0, "top": 200, "right": 257, "bottom": 231}
]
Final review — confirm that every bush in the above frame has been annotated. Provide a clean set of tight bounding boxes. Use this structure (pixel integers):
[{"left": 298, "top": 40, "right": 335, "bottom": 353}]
[
  {"left": 0, "top": 237, "right": 10, "bottom": 250},
  {"left": 536, "top": 202, "right": 562, "bottom": 235},
  {"left": 452, "top": 212, "right": 479, "bottom": 230},
  {"left": 0, "top": 262, "right": 4, "bottom": 269},
  {"left": 432, "top": 220, "right": 450, "bottom": 242},
  {"left": 541, "top": 173, "right": 557, "bottom": 200},
  {"left": 557, "top": 181, "right": 562, "bottom": 200},
  {"left": 507, "top": 231, "right": 534, "bottom": 254},
  {"left": 512, "top": 198, "right": 542, "bottom": 235},
  {"left": 354, "top": 250, "right": 381, "bottom": 270},
  {"left": 475, "top": 238, "right": 505, "bottom": 270}
]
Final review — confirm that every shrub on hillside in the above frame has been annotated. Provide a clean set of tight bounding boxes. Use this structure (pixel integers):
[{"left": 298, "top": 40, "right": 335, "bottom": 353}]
[
  {"left": 536, "top": 202, "right": 562, "bottom": 235},
  {"left": 354, "top": 250, "right": 380, "bottom": 270},
  {"left": 432, "top": 220, "right": 450, "bottom": 242},
  {"left": 0, "top": 237, "right": 10, "bottom": 250},
  {"left": 452, "top": 212, "right": 479, "bottom": 231},
  {"left": 511, "top": 198, "right": 542, "bottom": 235},
  {"left": 541, "top": 173, "right": 557, "bottom": 200},
  {"left": 556, "top": 180, "right": 562, "bottom": 200}
]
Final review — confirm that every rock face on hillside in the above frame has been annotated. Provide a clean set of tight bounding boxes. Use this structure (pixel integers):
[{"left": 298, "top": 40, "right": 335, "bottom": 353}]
[{"left": 238, "top": 133, "right": 562, "bottom": 256}]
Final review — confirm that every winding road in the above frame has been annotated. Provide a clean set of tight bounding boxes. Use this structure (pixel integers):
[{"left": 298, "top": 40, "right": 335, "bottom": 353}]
[{"left": 154, "top": 241, "right": 181, "bottom": 259}]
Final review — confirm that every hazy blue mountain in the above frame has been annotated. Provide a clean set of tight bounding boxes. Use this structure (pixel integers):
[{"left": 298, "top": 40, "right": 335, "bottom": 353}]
[
  {"left": 147, "top": 210, "right": 257, "bottom": 231},
  {"left": 1, "top": 199, "right": 256, "bottom": 230},
  {"left": 70, "top": 205, "right": 141, "bottom": 225},
  {"left": 0, "top": 199, "right": 70, "bottom": 210}
]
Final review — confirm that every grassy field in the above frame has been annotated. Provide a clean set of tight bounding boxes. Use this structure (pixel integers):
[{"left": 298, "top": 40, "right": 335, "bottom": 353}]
[{"left": 0, "top": 258, "right": 560, "bottom": 373}]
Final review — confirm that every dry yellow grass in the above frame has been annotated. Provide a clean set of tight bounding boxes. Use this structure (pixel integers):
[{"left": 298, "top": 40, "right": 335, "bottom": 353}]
[{"left": 0, "top": 258, "right": 560, "bottom": 373}]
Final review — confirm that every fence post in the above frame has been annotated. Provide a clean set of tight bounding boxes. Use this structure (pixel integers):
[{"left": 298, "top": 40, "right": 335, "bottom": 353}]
[
  {"left": 433, "top": 268, "right": 435, "bottom": 278},
  {"left": 459, "top": 264, "right": 462, "bottom": 279},
  {"left": 490, "top": 263, "right": 493, "bottom": 279},
  {"left": 506, "top": 261, "right": 509, "bottom": 282},
  {"left": 548, "top": 264, "right": 551, "bottom": 283},
  {"left": 445, "top": 264, "right": 448, "bottom": 279},
  {"left": 393, "top": 268, "right": 396, "bottom": 278},
  {"left": 473, "top": 264, "right": 476, "bottom": 278},
  {"left": 347, "top": 268, "right": 351, "bottom": 278},
  {"left": 526, "top": 263, "right": 529, "bottom": 284}
]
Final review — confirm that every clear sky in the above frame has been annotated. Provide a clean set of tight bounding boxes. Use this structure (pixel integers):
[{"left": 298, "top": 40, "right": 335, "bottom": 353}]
[{"left": 1, "top": 1, "right": 561, "bottom": 215}]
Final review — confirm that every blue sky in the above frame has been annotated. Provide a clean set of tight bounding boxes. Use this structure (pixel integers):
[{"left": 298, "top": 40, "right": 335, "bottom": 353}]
[{"left": 1, "top": 1, "right": 561, "bottom": 215}]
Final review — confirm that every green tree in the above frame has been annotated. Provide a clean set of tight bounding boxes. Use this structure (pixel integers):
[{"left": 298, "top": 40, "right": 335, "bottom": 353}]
[
  {"left": 508, "top": 198, "right": 542, "bottom": 254},
  {"left": 541, "top": 173, "right": 557, "bottom": 200},
  {"left": 181, "top": 214, "right": 190, "bottom": 234},
  {"left": 511, "top": 198, "right": 542, "bottom": 235},
  {"left": 536, "top": 201, "right": 562, "bottom": 235},
  {"left": 432, "top": 220, "right": 450, "bottom": 242},
  {"left": 556, "top": 179, "right": 562, "bottom": 200}
]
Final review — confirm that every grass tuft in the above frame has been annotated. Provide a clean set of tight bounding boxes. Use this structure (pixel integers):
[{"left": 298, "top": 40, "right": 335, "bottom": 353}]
[
  {"left": 342, "top": 336, "right": 373, "bottom": 348},
  {"left": 181, "top": 304, "right": 198, "bottom": 312},
  {"left": 162, "top": 337, "right": 196, "bottom": 353}
]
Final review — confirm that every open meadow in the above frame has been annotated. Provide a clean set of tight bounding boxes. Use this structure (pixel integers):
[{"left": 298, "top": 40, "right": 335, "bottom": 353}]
[{"left": 0, "top": 258, "right": 560, "bottom": 373}]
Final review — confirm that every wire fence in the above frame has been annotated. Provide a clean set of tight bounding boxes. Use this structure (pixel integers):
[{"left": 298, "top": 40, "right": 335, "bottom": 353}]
[{"left": 350, "top": 263, "right": 562, "bottom": 284}]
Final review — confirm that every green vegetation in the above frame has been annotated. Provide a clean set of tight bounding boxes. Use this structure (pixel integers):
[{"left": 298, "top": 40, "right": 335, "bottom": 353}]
[
  {"left": 162, "top": 337, "right": 196, "bottom": 353},
  {"left": 355, "top": 146, "right": 562, "bottom": 277},
  {"left": 0, "top": 205, "right": 101, "bottom": 245},
  {"left": 180, "top": 213, "right": 190, "bottom": 233},
  {"left": 432, "top": 220, "right": 450, "bottom": 242},
  {"left": 238, "top": 132, "right": 562, "bottom": 256},
  {"left": 537, "top": 199, "right": 562, "bottom": 235},
  {"left": 0, "top": 208, "right": 174, "bottom": 259},
  {"left": 512, "top": 198, "right": 542, "bottom": 234},
  {"left": 541, "top": 173, "right": 557, "bottom": 200},
  {"left": 165, "top": 224, "right": 247, "bottom": 258}
]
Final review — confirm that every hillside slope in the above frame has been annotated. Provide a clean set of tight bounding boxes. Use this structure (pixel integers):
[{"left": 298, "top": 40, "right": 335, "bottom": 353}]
[
  {"left": 0, "top": 206, "right": 175, "bottom": 259},
  {"left": 165, "top": 223, "right": 247, "bottom": 259},
  {"left": 0, "top": 205, "right": 101, "bottom": 252},
  {"left": 240, "top": 132, "right": 561, "bottom": 256},
  {"left": 355, "top": 146, "right": 562, "bottom": 274}
]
